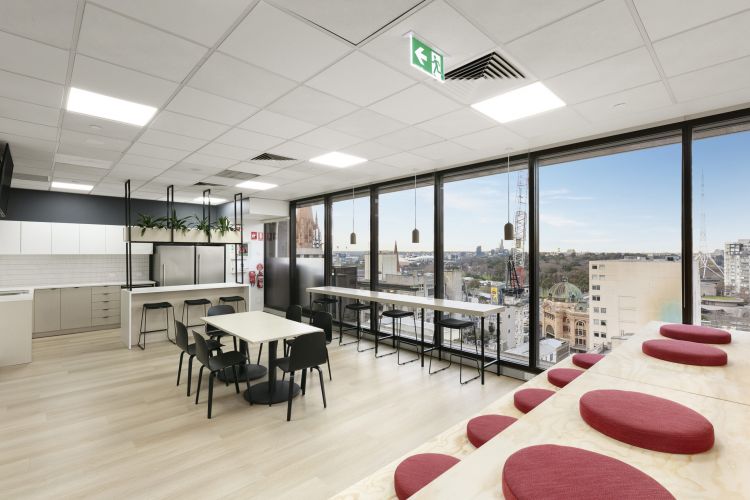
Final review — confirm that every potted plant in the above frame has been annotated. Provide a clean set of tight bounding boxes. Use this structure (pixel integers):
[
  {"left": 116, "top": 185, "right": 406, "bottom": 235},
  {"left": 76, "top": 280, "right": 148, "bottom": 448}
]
[
  {"left": 192, "top": 215, "right": 213, "bottom": 241},
  {"left": 211, "top": 216, "right": 241, "bottom": 244},
  {"left": 170, "top": 211, "right": 206, "bottom": 243},
  {"left": 125, "top": 213, "right": 171, "bottom": 242}
]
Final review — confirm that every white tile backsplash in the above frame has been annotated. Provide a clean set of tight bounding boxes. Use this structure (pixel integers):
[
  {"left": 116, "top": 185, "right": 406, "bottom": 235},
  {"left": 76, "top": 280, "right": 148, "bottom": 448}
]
[{"left": 0, "top": 255, "right": 149, "bottom": 287}]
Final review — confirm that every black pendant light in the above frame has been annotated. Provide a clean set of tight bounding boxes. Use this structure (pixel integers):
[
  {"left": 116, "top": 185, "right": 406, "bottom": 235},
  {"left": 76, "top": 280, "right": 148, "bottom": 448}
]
[
  {"left": 350, "top": 187, "right": 357, "bottom": 245},
  {"left": 412, "top": 174, "right": 420, "bottom": 244},
  {"left": 504, "top": 153, "right": 515, "bottom": 241}
]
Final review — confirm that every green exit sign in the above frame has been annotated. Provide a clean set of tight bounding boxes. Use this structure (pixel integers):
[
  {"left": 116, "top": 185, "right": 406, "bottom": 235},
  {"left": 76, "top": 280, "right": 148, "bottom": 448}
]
[{"left": 410, "top": 34, "right": 444, "bottom": 82}]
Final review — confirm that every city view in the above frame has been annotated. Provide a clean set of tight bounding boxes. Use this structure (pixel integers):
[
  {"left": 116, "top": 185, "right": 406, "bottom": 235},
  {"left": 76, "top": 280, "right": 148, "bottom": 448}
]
[{"left": 297, "top": 126, "right": 750, "bottom": 368}]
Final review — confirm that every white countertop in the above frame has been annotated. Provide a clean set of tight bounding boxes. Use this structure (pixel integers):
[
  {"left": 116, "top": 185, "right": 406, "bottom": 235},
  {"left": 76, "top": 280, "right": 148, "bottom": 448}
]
[
  {"left": 0, "top": 280, "right": 155, "bottom": 293},
  {"left": 0, "top": 289, "right": 34, "bottom": 303},
  {"left": 126, "top": 282, "right": 248, "bottom": 295}
]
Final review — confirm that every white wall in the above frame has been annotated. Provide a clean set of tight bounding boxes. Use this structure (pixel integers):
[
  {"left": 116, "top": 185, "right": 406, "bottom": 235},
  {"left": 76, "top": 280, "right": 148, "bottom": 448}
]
[{"left": 0, "top": 255, "right": 149, "bottom": 287}]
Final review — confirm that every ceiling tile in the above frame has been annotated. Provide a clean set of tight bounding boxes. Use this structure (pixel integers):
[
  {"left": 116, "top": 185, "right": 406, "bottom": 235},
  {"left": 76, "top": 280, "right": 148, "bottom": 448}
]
[
  {"left": 546, "top": 47, "right": 660, "bottom": 105},
  {"left": 229, "top": 162, "right": 281, "bottom": 176},
  {"left": 362, "top": 0, "right": 496, "bottom": 79},
  {"left": 654, "top": 10, "right": 750, "bottom": 77},
  {"left": 150, "top": 111, "right": 229, "bottom": 140},
  {"left": 270, "top": 0, "right": 422, "bottom": 45},
  {"left": 57, "top": 143, "right": 122, "bottom": 163},
  {"left": 415, "top": 108, "right": 495, "bottom": 139},
  {"left": 294, "top": 127, "right": 362, "bottom": 150},
  {"left": 502, "top": 107, "right": 590, "bottom": 139},
  {"left": 0, "top": 133, "right": 57, "bottom": 154},
  {"left": 199, "top": 141, "right": 258, "bottom": 161},
  {"left": 59, "top": 129, "right": 133, "bottom": 151},
  {"left": 90, "top": 0, "right": 253, "bottom": 46},
  {"left": 327, "top": 109, "right": 406, "bottom": 139},
  {"left": 0, "top": 96, "right": 60, "bottom": 127},
  {"left": 216, "top": 128, "right": 285, "bottom": 151},
  {"left": 505, "top": 0, "right": 643, "bottom": 79},
  {"left": 669, "top": 56, "right": 750, "bottom": 102},
  {"left": 452, "top": 126, "right": 527, "bottom": 151},
  {"left": 110, "top": 163, "right": 165, "bottom": 180},
  {"left": 0, "top": 0, "right": 79, "bottom": 49},
  {"left": 129, "top": 142, "right": 188, "bottom": 161},
  {"left": 0, "top": 69, "right": 64, "bottom": 108},
  {"left": 370, "top": 84, "right": 461, "bottom": 125},
  {"left": 0, "top": 30, "right": 69, "bottom": 83},
  {"left": 188, "top": 52, "right": 297, "bottom": 107},
  {"left": 573, "top": 82, "right": 673, "bottom": 123},
  {"left": 375, "top": 127, "right": 443, "bottom": 150},
  {"left": 409, "top": 140, "right": 472, "bottom": 161},
  {"left": 182, "top": 152, "right": 238, "bottom": 169},
  {"left": 76, "top": 4, "right": 207, "bottom": 82},
  {"left": 219, "top": 1, "right": 351, "bottom": 82},
  {"left": 53, "top": 164, "right": 107, "bottom": 182},
  {"left": 61, "top": 111, "right": 142, "bottom": 141},
  {"left": 269, "top": 140, "right": 328, "bottom": 161},
  {"left": 448, "top": 0, "right": 599, "bottom": 44},
  {"left": 341, "top": 141, "right": 398, "bottom": 160},
  {"left": 268, "top": 86, "right": 358, "bottom": 125},
  {"left": 71, "top": 55, "right": 178, "bottom": 108},
  {"left": 633, "top": 0, "right": 750, "bottom": 41},
  {"left": 378, "top": 151, "right": 435, "bottom": 169},
  {"left": 238, "top": 110, "right": 317, "bottom": 139},
  {"left": 139, "top": 128, "right": 209, "bottom": 152},
  {"left": 167, "top": 87, "right": 257, "bottom": 125},
  {"left": 118, "top": 153, "right": 175, "bottom": 169},
  {"left": 306, "top": 52, "right": 415, "bottom": 106},
  {"left": 276, "top": 163, "right": 332, "bottom": 177}
]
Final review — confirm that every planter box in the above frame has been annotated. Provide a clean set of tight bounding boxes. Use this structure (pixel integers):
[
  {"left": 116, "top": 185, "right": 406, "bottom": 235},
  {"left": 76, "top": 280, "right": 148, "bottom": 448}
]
[
  {"left": 123, "top": 227, "right": 172, "bottom": 242},
  {"left": 173, "top": 228, "right": 209, "bottom": 243},
  {"left": 209, "top": 230, "right": 241, "bottom": 244}
]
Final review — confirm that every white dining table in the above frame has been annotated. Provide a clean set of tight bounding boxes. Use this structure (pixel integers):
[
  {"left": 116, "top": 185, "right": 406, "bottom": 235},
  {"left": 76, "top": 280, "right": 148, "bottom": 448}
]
[
  {"left": 307, "top": 286, "right": 504, "bottom": 384},
  {"left": 201, "top": 311, "right": 323, "bottom": 404}
]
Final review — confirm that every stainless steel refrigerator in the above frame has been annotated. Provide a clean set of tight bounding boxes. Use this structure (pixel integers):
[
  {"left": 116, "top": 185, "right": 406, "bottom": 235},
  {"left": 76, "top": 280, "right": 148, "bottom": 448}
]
[{"left": 152, "top": 245, "right": 225, "bottom": 286}]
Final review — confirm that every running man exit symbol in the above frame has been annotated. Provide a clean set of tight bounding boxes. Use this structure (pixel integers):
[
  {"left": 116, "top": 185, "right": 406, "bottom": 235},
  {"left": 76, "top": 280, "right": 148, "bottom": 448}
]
[{"left": 410, "top": 34, "right": 444, "bottom": 82}]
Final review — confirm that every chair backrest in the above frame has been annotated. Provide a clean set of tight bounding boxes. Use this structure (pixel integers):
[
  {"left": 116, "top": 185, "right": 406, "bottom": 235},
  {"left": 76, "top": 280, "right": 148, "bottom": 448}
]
[
  {"left": 286, "top": 304, "right": 303, "bottom": 323},
  {"left": 192, "top": 331, "right": 211, "bottom": 366},
  {"left": 311, "top": 311, "right": 333, "bottom": 343},
  {"left": 289, "top": 330, "right": 328, "bottom": 371},
  {"left": 208, "top": 304, "right": 234, "bottom": 316},
  {"left": 175, "top": 320, "right": 189, "bottom": 351}
]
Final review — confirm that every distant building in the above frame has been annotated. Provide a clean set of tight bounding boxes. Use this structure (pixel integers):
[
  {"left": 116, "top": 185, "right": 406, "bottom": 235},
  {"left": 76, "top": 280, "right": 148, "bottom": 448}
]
[
  {"left": 475, "top": 245, "right": 483, "bottom": 256},
  {"left": 295, "top": 205, "right": 322, "bottom": 254},
  {"left": 724, "top": 240, "right": 750, "bottom": 293},
  {"left": 589, "top": 259, "right": 681, "bottom": 350},
  {"left": 541, "top": 278, "right": 589, "bottom": 354},
  {"left": 364, "top": 241, "right": 400, "bottom": 280}
]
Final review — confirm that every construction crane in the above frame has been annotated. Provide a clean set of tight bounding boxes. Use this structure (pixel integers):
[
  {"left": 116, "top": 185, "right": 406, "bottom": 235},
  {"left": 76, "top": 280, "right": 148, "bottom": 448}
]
[
  {"left": 507, "top": 172, "right": 528, "bottom": 296},
  {"left": 696, "top": 171, "right": 723, "bottom": 280}
]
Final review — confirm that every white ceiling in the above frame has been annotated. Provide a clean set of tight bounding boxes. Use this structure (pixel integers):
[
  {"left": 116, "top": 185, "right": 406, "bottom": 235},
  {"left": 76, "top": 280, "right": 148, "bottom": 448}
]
[{"left": 1, "top": 0, "right": 749, "bottom": 203}]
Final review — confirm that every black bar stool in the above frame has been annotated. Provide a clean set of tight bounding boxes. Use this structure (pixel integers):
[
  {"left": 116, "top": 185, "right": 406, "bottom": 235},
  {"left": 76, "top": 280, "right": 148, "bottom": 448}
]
[
  {"left": 377, "top": 306, "right": 418, "bottom": 365},
  {"left": 428, "top": 317, "right": 481, "bottom": 384},
  {"left": 182, "top": 298, "right": 211, "bottom": 327},
  {"left": 343, "top": 301, "right": 373, "bottom": 351},
  {"left": 138, "top": 301, "right": 175, "bottom": 349},
  {"left": 312, "top": 296, "right": 337, "bottom": 323},
  {"left": 219, "top": 295, "right": 246, "bottom": 312}
]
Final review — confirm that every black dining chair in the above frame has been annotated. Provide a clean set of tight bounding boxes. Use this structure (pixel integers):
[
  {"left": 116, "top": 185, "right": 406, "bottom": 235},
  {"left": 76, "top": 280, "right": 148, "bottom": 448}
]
[
  {"left": 193, "top": 332, "right": 251, "bottom": 419},
  {"left": 276, "top": 330, "right": 328, "bottom": 421},
  {"left": 175, "top": 320, "right": 223, "bottom": 397},
  {"left": 283, "top": 305, "right": 304, "bottom": 356},
  {"left": 205, "top": 304, "right": 238, "bottom": 351},
  {"left": 282, "top": 310, "right": 333, "bottom": 382}
]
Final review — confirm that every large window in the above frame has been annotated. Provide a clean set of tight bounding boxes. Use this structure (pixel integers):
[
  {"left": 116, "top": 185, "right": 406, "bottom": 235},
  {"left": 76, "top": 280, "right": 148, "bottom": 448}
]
[
  {"left": 332, "top": 190, "right": 370, "bottom": 326},
  {"left": 693, "top": 122, "right": 750, "bottom": 330},
  {"left": 377, "top": 179, "right": 434, "bottom": 341},
  {"left": 294, "top": 200, "right": 324, "bottom": 307},
  {"left": 537, "top": 136, "right": 682, "bottom": 368},
  {"left": 443, "top": 164, "right": 529, "bottom": 364}
]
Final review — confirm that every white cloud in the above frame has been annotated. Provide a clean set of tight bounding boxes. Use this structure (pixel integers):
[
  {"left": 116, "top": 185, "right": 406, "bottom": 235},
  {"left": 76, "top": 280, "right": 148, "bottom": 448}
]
[{"left": 540, "top": 213, "right": 586, "bottom": 227}]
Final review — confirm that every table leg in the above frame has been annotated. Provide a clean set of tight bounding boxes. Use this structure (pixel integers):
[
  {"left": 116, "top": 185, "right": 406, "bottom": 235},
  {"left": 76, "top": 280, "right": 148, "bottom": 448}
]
[
  {"left": 496, "top": 312, "right": 501, "bottom": 376},
  {"left": 481, "top": 317, "right": 485, "bottom": 385},
  {"left": 245, "top": 339, "right": 301, "bottom": 405},
  {"left": 420, "top": 308, "right": 425, "bottom": 367},
  {"left": 338, "top": 296, "right": 343, "bottom": 344},
  {"left": 218, "top": 338, "right": 267, "bottom": 382}
]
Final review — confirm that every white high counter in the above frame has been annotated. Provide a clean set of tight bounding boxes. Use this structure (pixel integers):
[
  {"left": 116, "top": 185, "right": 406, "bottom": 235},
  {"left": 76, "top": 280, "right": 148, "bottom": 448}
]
[{"left": 120, "top": 283, "right": 252, "bottom": 349}]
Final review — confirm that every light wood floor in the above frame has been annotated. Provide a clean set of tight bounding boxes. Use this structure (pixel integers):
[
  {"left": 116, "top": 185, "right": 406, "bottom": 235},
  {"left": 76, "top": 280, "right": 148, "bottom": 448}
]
[{"left": 0, "top": 329, "right": 522, "bottom": 499}]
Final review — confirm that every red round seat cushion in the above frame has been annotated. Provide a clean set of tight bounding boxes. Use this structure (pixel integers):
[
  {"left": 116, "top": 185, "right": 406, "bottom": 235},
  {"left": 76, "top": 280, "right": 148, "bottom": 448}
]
[
  {"left": 660, "top": 323, "right": 731, "bottom": 344},
  {"left": 579, "top": 389, "right": 714, "bottom": 454},
  {"left": 466, "top": 415, "right": 517, "bottom": 448},
  {"left": 642, "top": 339, "right": 727, "bottom": 366},
  {"left": 513, "top": 388, "right": 555, "bottom": 414},
  {"left": 393, "top": 453, "right": 459, "bottom": 499},
  {"left": 502, "top": 444, "right": 675, "bottom": 500},
  {"left": 572, "top": 352, "right": 604, "bottom": 369},
  {"left": 547, "top": 368, "right": 585, "bottom": 388}
]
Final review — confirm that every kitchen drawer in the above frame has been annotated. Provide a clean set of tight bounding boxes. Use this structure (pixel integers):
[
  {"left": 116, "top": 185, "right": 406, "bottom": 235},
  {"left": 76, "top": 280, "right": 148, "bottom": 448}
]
[
  {"left": 92, "top": 286, "right": 120, "bottom": 297},
  {"left": 92, "top": 315, "right": 120, "bottom": 327},
  {"left": 92, "top": 306, "right": 119, "bottom": 317},
  {"left": 92, "top": 297, "right": 119, "bottom": 308}
]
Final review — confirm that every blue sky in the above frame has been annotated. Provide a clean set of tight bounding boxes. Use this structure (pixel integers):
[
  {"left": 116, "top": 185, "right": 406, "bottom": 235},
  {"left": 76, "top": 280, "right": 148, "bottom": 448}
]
[{"left": 325, "top": 129, "right": 749, "bottom": 253}]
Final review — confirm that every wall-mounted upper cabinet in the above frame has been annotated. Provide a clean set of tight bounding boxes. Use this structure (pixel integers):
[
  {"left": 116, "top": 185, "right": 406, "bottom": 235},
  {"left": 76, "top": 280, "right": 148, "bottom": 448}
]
[
  {"left": 105, "top": 225, "right": 126, "bottom": 255},
  {"left": 21, "top": 222, "right": 52, "bottom": 254},
  {"left": 79, "top": 224, "right": 107, "bottom": 254},
  {"left": 0, "top": 221, "right": 21, "bottom": 254},
  {"left": 51, "top": 223, "right": 80, "bottom": 254}
]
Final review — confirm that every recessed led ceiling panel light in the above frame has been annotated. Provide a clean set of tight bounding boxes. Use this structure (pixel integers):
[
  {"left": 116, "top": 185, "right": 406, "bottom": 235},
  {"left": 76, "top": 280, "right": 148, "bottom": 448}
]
[
  {"left": 309, "top": 152, "right": 367, "bottom": 168},
  {"left": 235, "top": 180, "right": 277, "bottom": 190},
  {"left": 192, "top": 196, "right": 228, "bottom": 204},
  {"left": 66, "top": 87, "right": 157, "bottom": 126},
  {"left": 51, "top": 181, "right": 93, "bottom": 191},
  {"left": 471, "top": 82, "right": 565, "bottom": 123}
]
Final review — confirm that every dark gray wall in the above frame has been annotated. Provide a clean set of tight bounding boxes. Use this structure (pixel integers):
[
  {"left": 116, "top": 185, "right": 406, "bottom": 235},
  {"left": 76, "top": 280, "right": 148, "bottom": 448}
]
[{"left": 4, "top": 188, "right": 220, "bottom": 225}]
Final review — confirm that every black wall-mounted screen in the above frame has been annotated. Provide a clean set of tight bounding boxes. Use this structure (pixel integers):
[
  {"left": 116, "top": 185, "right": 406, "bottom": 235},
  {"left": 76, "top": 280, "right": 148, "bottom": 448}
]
[{"left": 0, "top": 143, "right": 13, "bottom": 218}]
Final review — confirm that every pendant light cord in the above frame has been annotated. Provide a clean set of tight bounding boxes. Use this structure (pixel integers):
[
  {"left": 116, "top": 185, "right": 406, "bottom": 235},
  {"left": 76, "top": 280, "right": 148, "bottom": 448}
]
[
  {"left": 414, "top": 174, "right": 417, "bottom": 228},
  {"left": 507, "top": 154, "right": 510, "bottom": 222},
  {"left": 352, "top": 186, "right": 355, "bottom": 232}
]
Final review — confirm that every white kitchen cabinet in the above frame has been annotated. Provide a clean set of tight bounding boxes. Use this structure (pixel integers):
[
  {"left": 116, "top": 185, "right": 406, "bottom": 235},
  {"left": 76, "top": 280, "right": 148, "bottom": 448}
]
[
  {"left": 132, "top": 242, "right": 154, "bottom": 254},
  {"left": 0, "top": 220, "right": 21, "bottom": 254},
  {"left": 20, "top": 222, "right": 52, "bottom": 254},
  {"left": 33, "top": 288, "right": 61, "bottom": 333},
  {"left": 60, "top": 287, "right": 92, "bottom": 329},
  {"left": 51, "top": 223, "right": 80, "bottom": 254},
  {"left": 105, "top": 225, "right": 126, "bottom": 254},
  {"left": 79, "top": 224, "right": 106, "bottom": 254}
]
